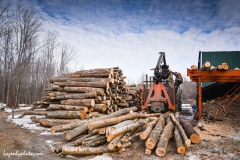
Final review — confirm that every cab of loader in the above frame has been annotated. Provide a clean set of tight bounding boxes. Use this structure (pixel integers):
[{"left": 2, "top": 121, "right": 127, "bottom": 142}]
[{"left": 140, "top": 52, "right": 182, "bottom": 113}]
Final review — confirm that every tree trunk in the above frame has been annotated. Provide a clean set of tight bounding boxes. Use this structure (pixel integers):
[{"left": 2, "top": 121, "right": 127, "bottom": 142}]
[
  {"left": 140, "top": 118, "right": 158, "bottom": 140},
  {"left": 74, "top": 130, "right": 98, "bottom": 146},
  {"left": 155, "top": 117, "right": 175, "bottom": 157},
  {"left": 49, "top": 77, "right": 114, "bottom": 83},
  {"left": 106, "top": 120, "right": 133, "bottom": 137},
  {"left": 169, "top": 113, "right": 191, "bottom": 146},
  {"left": 50, "top": 120, "right": 88, "bottom": 133},
  {"left": 201, "top": 61, "right": 211, "bottom": 70},
  {"left": 117, "top": 131, "right": 132, "bottom": 147},
  {"left": 180, "top": 119, "right": 201, "bottom": 144},
  {"left": 108, "top": 134, "right": 124, "bottom": 150},
  {"left": 57, "top": 81, "right": 109, "bottom": 89},
  {"left": 60, "top": 99, "right": 95, "bottom": 107},
  {"left": 18, "top": 105, "right": 39, "bottom": 118},
  {"left": 94, "top": 104, "right": 107, "bottom": 113},
  {"left": 62, "top": 143, "right": 131, "bottom": 155},
  {"left": 98, "top": 127, "right": 106, "bottom": 135},
  {"left": 88, "top": 113, "right": 161, "bottom": 131},
  {"left": 50, "top": 92, "right": 97, "bottom": 100},
  {"left": 23, "top": 111, "right": 48, "bottom": 116},
  {"left": 65, "top": 107, "right": 137, "bottom": 140},
  {"left": 64, "top": 86, "right": 92, "bottom": 93},
  {"left": 39, "top": 119, "right": 81, "bottom": 127},
  {"left": 107, "top": 118, "right": 152, "bottom": 142},
  {"left": 47, "top": 111, "right": 85, "bottom": 119},
  {"left": 174, "top": 112, "right": 186, "bottom": 154},
  {"left": 84, "top": 136, "right": 107, "bottom": 147},
  {"left": 145, "top": 113, "right": 168, "bottom": 149},
  {"left": 47, "top": 104, "right": 88, "bottom": 111}
]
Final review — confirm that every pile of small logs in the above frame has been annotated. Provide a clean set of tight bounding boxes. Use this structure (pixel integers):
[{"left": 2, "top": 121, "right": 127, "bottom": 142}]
[
  {"left": 19, "top": 67, "right": 141, "bottom": 119},
  {"left": 191, "top": 61, "right": 239, "bottom": 71}
]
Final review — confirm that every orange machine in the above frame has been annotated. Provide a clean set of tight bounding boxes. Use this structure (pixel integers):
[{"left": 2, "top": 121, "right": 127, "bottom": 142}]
[{"left": 141, "top": 52, "right": 183, "bottom": 113}]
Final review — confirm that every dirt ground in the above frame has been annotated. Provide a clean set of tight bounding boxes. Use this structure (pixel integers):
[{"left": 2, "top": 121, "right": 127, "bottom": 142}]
[{"left": 0, "top": 107, "right": 240, "bottom": 160}]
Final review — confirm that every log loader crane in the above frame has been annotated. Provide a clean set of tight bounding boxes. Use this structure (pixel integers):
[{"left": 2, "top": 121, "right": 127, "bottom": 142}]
[{"left": 140, "top": 52, "right": 183, "bottom": 113}]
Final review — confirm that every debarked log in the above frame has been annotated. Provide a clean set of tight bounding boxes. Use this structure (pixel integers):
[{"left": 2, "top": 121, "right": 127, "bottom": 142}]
[
  {"left": 39, "top": 119, "right": 81, "bottom": 127},
  {"left": 46, "top": 111, "right": 85, "bottom": 119},
  {"left": 61, "top": 99, "right": 95, "bottom": 107},
  {"left": 50, "top": 120, "right": 88, "bottom": 133},
  {"left": 50, "top": 92, "right": 97, "bottom": 100}
]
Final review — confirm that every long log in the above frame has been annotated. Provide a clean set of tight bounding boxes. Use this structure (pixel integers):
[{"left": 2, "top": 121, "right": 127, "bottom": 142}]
[
  {"left": 47, "top": 104, "right": 88, "bottom": 111},
  {"left": 88, "top": 113, "right": 161, "bottom": 131},
  {"left": 50, "top": 92, "right": 97, "bottom": 100},
  {"left": 22, "top": 111, "right": 48, "bottom": 116},
  {"left": 64, "top": 86, "right": 92, "bottom": 93},
  {"left": 39, "top": 119, "right": 81, "bottom": 127},
  {"left": 107, "top": 118, "right": 152, "bottom": 142},
  {"left": 47, "top": 111, "right": 85, "bottom": 119},
  {"left": 57, "top": 81, "right": 109, "bottom": 89},
  {"left": 174, "top": 112, "right": 186, "bottom": 154},
  {"left": 50, "top": 77, "right": 114, "bottom": 83},
  {"left": 84, "top": 136, "right": 107, "bottom": 147},
  {"left": 155, "top": 117, "right": 175, "bottom": 157},
  {"left": 169, "top": 113, "right": 191, "bottom": 146},
  {"left": 145, "top": 113, "right": 168, "bottom": 150},
  {"left": 140, "top": 118, "right": 158, "bottom": 140},
  {"left": 106, "top": 120, "right": 133, "bottom": 137},
  {"left": 62, "top": 143, "right": 131, "bottom": 155},
  {"left": 180, "top": 119, "right": 201, "bottom": 144},
  {"left": 50, "top": 120, "right": 88, "bottom": 133},
  {"left": 18, "top": 105, "right": 41, "bottom": 118},
  {"left": 65, "top": 107, "right": 138, "bottom": 140},
  {"left": 61, "top": 99, "right": 95, "bottom": 107}
]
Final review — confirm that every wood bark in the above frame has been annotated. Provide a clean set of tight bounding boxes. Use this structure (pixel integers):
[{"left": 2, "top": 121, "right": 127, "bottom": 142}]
[
  {"left": 180, "top": 119, "right": 201, "bottom": 144},
  {"left": 174, "top": 112, "right": 186, "bottom": 154},
  {"left": 50, "top": 92, "right": 97, "bottom": 100},
  {"left": 47, "top": 104, "right": 88, "bottom": 111},
  {"left": 23, "top": 111, "right": 47, "bottom": 116},
  {"left": 140, "top": 118, "right": 158, "bottom": 140},
  {"left": 50, "top": 120, "right": 88, "bottom": 133},
  {"left": 145, "top": 113, "right": 168, "bottom": 149},
  {"left": 57, "top": 81, "right": 109, "bottom": 89},
  {"left": 169, "top": 113, "right": 191, "bottom": 146},
  {"left": 74, "top": 130, "right": 98, "bottom": 146},
  {"left": 106, "top": 120, "right": 133, "bottom": 137},
  {"left": 65, "top": 107, "right": 137, "bottom": 140},
  {"left": 155, "top": 117, "right": 175, "bottom": 157},
  {"left": 84, "top": 136, "right": 107, "bottom": 147},
  {"left": 88, "top": 113, "right": 161, "bottom": 131},
  {"left": 107, "top": 118, "right": 151, "bottom": 142},
  {"left": 64, "top": 86, "right": 92, "bottom": 93},
  {"left": 93, "top": 104, "right": 107, "bottom": 113},
  {"left": 49, "top": 77, "right": 114, "bottom": 83},
  {"left": 39, "top": 119, "right": 80, "bottom": 127},
  {"left": 108, "top": 134, "right": 124, "bottom": 150},
  {"left": 60, "top": 99, "right": 95, "bottom": 107},
  {"left": 62, "top": 143, "right": 131, "bottom": 155},
  {"left": 117, "top": 131, "right": 132, "bottom": 147},
  {"left": 201, "top": 61, "right": 211, "bottom": 70},
  {"left": 46, "top": 111, "right": 85, "bottom": 119}
]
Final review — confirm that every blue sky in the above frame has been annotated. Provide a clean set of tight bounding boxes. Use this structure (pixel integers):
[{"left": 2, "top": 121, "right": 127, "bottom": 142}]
[{"left": 4, "top": 0, "right": 240, "bottom": 82}]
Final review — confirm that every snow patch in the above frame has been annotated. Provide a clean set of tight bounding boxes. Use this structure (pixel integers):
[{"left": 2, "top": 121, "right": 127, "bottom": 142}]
[
  {"left": 90, "top": 154, "right": 112, "bottom": 160},
  {"left": 45, "top": 140, "right": 54, "bottom": 150}
]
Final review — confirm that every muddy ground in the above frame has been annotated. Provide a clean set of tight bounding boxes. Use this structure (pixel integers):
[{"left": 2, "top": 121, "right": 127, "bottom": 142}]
[{"left": 0, "top": 107, "right": 240, "bottom": 160}]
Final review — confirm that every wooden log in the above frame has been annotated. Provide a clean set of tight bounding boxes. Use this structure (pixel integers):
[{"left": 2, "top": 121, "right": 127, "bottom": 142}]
[
  {"left": 47, "top": 104, "right": 88, "bottom": 111},
  {"left": 39, "top": 119, "right": 81, "bottom": 127},
  {"left": 234, "top": 67, "right": 239, "bottom": 70},
  {"left": 140, "top": 118, "right": 158, "bottom": 140},
  {"left": 145, "top": 113, "right": 168, "bottom": 149},
  {"left": 94, "top": 104, "right": 107, "bottom": 113},
  {"left": 217, "top": 65, "right": 223, "bottom": 70},
  {"left": 84, "top": 136, "right": 107, "bottom": 147},
  {"left": 98, "top": 127, "right": 106, "bottom": 135},
  {"left": 82, "top": 134, "right": 102, "bottom": 144},
  {"left": 107, "top": 118, "right": 152, "bottom": 142},
  {"left": 201, "top": 61, "right": 211, "bottom": 70},
  {"left": 23, "top": 111, "right": 47, "bottom": 116},
  {"left": 222, "top": 62, "right": 229, "bottom": 70},
  {"left": 210, "top": 66, "right": 216, "bottom": 71},
  {"left": 50, "top": 120, "right": 88, "bottom": 133},
  {"left": 145, "top": 148, "right": 152, "bottom": 155},
  {"left": 117, "top": 131, "right": 132, "bottom": 147},
  {"left": 62, "top": 143, "right": 131, "bottom": 155},
  {"left": 18, "top": 105, "right": 40, "bottom": 118},
  {"left": 155, "top": 117, "right": 175, "bottom": 157},
  {"left": 57, "top": 81, "right": 109, "bottom": 89},
  {"left": 47, "top": 111, "right": 84, "bottom": 119},
  {"left": 66, "top": 107, "right": 138, "bottom": 140},
  {"left": 180, "top": 119, "right": 201, "bottom": 144},
  {"left": 117, "top": 102, "right": 129, "bottom": 107},
  {"left": 50, "top": 77, "right": 114, "bottom": 83},
  {"left": 50, "top": 92, "right": 97, "bottom": 100},
  {"left": 64, "top": 87, "right": 92, "bottom": 93},
  {"left": 174, "top": 112, "right": 186, "bottom": 155},
  {"left": 74, "top": 130, "right": 98, "bottom": 146},
  {"left": 60, "top": 99, "right": 95, "bottom": 107},
  {"left": 108, "top": 135, "right": 124, "bottom": 150},
  {"left": 169, "top": 113, "right": 191, "bottom": 146},
  {"left": 190, "top": 65, "right": 197, "bottom": 71},
  {"left": 88, "top": 113, "right": 161, "bottom": 131},
  {"left": 30, "top": 116, "right": 41, "bottom": 123},
  {"left": 106, "top": 120, "right": 133, "bottom": 137}
]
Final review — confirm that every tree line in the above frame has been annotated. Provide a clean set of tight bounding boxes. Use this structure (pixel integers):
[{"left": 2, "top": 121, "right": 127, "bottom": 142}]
[{"left": 0, "top": 2, "right": 77, "bottom": 107}]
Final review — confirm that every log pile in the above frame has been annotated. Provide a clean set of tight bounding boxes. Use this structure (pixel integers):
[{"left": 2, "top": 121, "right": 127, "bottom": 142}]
[
  {"left": 19, "top": 67, "right": 141, "bottom": 119},
  {"left": 191, "top": 61, "right": 239, "bottom": 71}
]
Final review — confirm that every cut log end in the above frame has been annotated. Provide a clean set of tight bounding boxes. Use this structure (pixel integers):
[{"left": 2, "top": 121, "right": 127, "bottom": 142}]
[
  {"left": 145, "top": 141, "right": 155, "bottom": 150},
  {"left": 108, "top": 143, "right": 115, "bottom": 150},
  {"left": 190, "top": 134, "right": 201, "bottom": 144},
  {"left": 177, "top": 145, "right": 186, "bottom": 154},
  {"left": 145, "top": 148, "right": 152, "bottom": 155},
  {"left": 155, "top": 148, "right": 166, "bottom": 157},
  {"left": 66, "top": 133, "right": 72, "bottom": 140}
]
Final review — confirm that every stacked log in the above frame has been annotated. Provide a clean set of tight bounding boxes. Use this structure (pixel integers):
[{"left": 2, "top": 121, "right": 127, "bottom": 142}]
[
  {"left": 191, "top": 61, "right": 237, "bottom": 71},
  {"left": 19, "top": 67, "right": 141, "bottom": 119}
]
